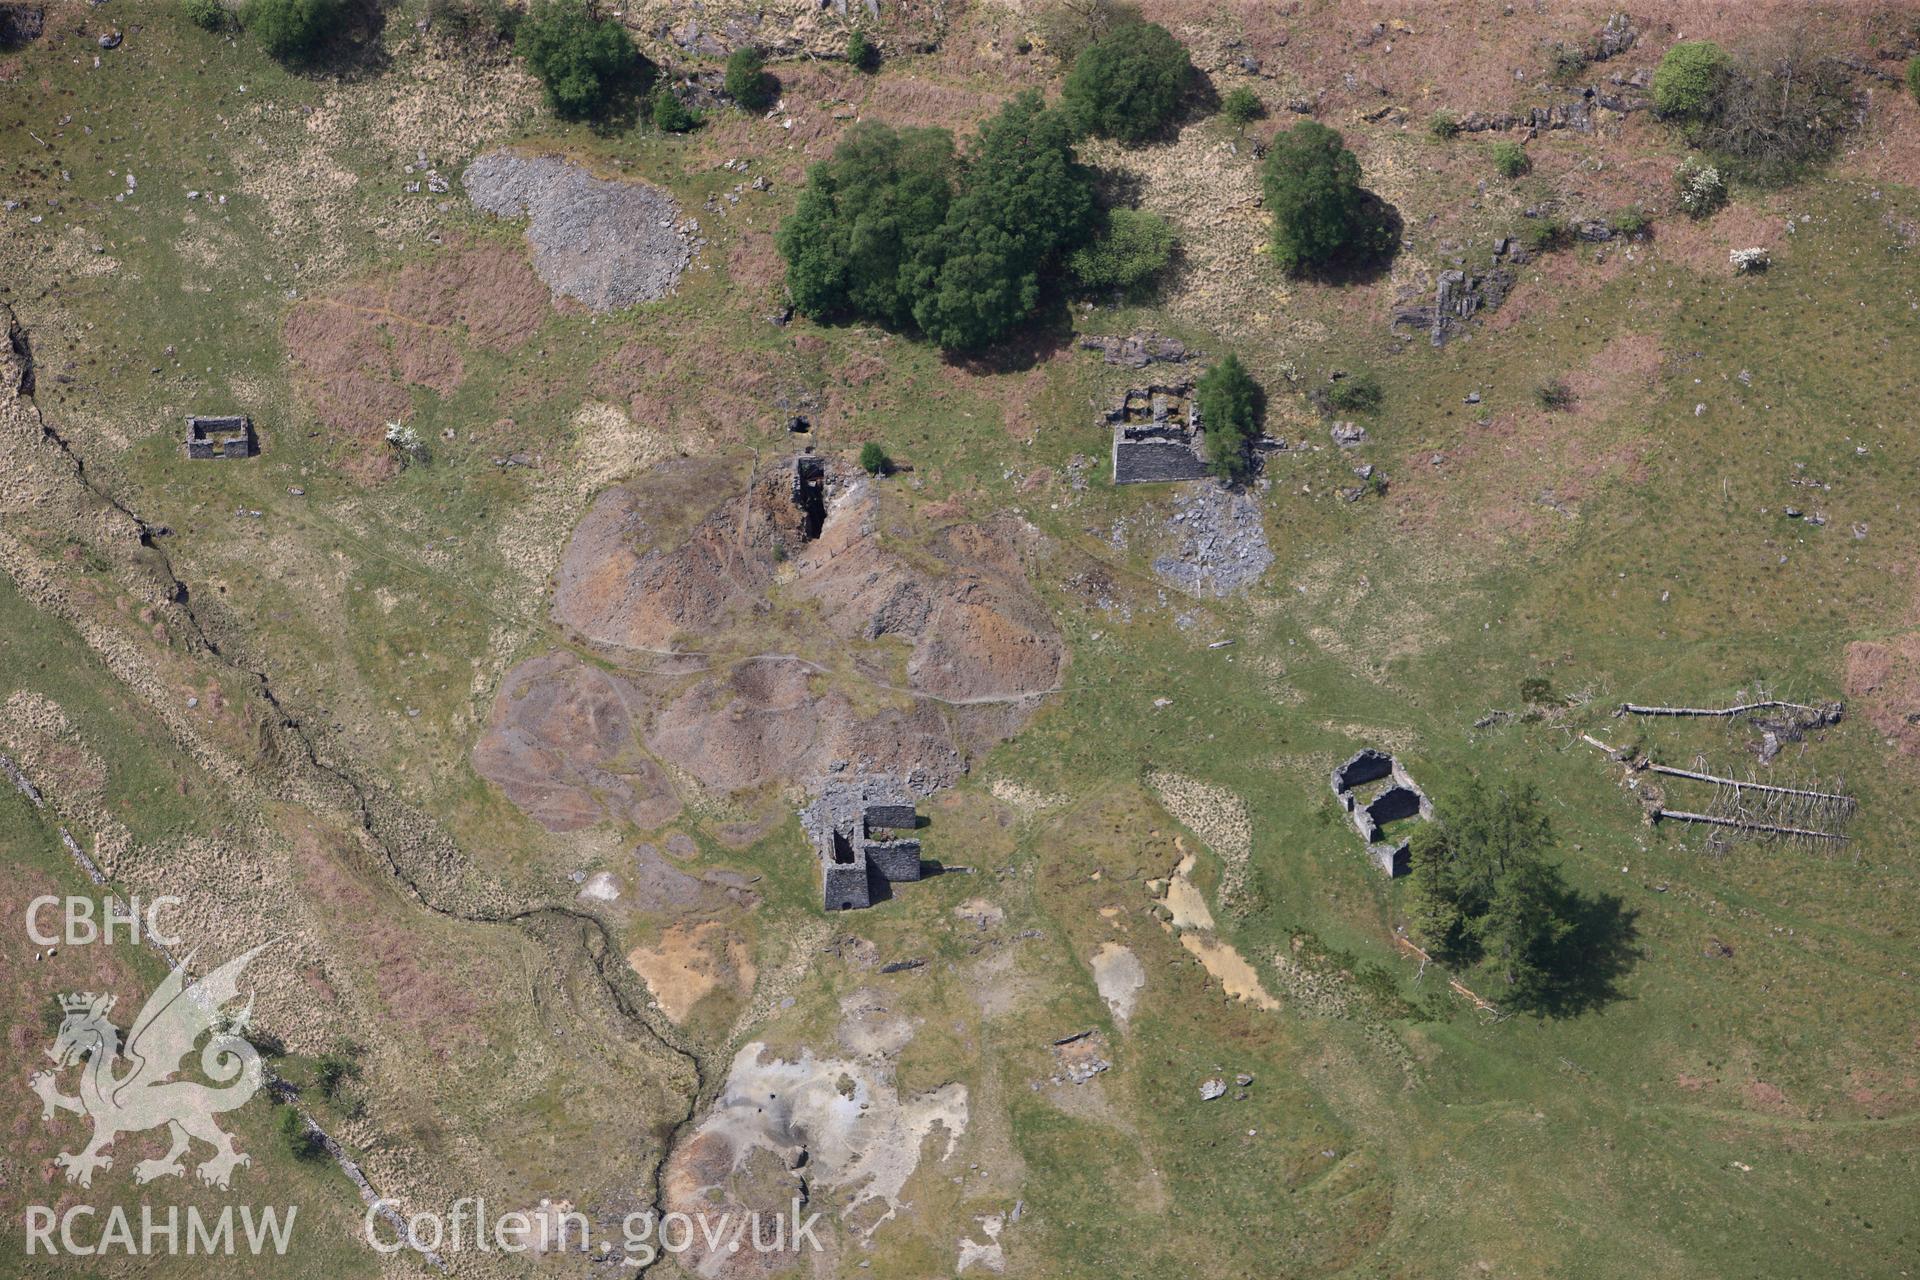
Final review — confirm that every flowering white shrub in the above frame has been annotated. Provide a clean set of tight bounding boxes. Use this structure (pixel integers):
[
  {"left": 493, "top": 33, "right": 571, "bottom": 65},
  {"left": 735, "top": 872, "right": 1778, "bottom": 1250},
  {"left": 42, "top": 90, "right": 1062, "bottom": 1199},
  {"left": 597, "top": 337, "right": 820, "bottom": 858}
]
[
  {"left": 1729, "top": 247, "right": 1770, "bottom": 273},
  {"left": 1676, "top": 160, "right": 1726, "bottom": 218},
  {"left": 384, "top": 421, "right": 422, "bottom": 450}
]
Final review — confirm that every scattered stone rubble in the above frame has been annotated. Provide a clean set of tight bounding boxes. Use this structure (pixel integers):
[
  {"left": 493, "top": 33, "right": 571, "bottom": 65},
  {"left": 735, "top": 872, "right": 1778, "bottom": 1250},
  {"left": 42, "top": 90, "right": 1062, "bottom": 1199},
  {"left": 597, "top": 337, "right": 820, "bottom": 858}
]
[
  {"left": 1330, "top": 749, "right": 1432, "bottom": 877},
  {"left": 463, "top": 151, "right": 698, "bottom": 311},
  {"left": 1079, "top": 333, "right": 1190, "bottom": 369},
  {"left": 1151, "top": 485, "right": 1274, "bottom": 597}
]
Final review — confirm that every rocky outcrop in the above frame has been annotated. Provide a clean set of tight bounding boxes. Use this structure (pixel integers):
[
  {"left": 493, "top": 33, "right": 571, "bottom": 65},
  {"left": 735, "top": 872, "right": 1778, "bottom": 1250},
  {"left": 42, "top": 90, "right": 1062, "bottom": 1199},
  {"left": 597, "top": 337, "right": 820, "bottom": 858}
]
[
  {"left": 1454, "top": 85, "right": 1649, "bottom": 137},
  {"left": 1080, "top": 333, "right": 1191, "bottom": 369},
  {"left": 1393, "top": 262, "right": 1516, "bottom": 347},
  {"left": 1593, "top": 13, "right": 1637, "bottom": 62}
]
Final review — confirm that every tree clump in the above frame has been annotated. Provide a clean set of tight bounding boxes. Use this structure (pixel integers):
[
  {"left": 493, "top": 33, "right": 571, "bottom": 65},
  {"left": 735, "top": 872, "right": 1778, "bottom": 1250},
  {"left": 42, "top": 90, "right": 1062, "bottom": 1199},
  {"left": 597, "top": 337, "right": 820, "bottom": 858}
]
[
  {"left": 186, "top": 0, "right": 230, "bottom": 32},
  {"left": 847, "top": 29, "right": 877, "bottom": 72},
  {"left": 1197, "top": 354, "right": 1263, "bottom": 482},
  {"left": 1656, "top": 36, "right": 1855, "bottom": 185},
  {"left": 518, "top": 0, "right": 640, "bottom": 121},
  {"left": 1261, "top": 121, "right": 1391, "bottom": 276},
  {"left": 1694, "top": 40, "right": 1856, "bottom": 185},
  {"left": 776, "top": 121, "right": 956, "bottom": 330},
  {"left": 1060, "top": 19, "right": 1192, "bottom": 144},
  {"left": 1410, "top": 777, "right": 1636, "bottom": 1016},
  {"left": 1324, "top": 369, "right": 1382, "bottom": 414},
  {"left": 778, "top": 92, "right": 1096, "bottom": 351},
  {"left": 1068, "top": 208, "right": 1175, "bottom": 295},
  {"left": 1674, "top": 158, "right": 1726, "bottom": 218},
  {"left": 651, "top": 86, "right": 699, "bottom": 132},
  {"left": 278, "top": 1106, "right": 326, "bottom": 1161},
  {"left": 241, "top": 0, "right": 340, "bottom": 63},
  {"left": 726, "top": 45, "right": 776, "bottom": 112},
  {"left": 1411, "top": 780, "right": 1572, "bottom": 1008},
  {"left": 911, "top": 93, "right": 1095, "bottom": 349},
  {"left": 859, "top": 441, "right": 891, "bottom": 475},
  {"left": 1490, "top": 139, "right": 1528, "bottom": 178}
]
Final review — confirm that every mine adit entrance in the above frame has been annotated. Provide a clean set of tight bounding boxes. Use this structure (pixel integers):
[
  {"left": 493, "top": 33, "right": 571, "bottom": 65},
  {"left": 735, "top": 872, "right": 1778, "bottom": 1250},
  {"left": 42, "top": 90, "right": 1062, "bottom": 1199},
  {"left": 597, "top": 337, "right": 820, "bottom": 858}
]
[{"left": 793, "top": 455, "right": 827, "bottom": 541}]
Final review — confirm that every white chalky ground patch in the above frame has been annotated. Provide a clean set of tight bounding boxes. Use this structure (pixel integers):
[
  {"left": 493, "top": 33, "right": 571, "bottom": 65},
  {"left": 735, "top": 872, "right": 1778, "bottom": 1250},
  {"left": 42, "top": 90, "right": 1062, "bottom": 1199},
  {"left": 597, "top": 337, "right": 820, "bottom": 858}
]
[
  {"left": 1090, "top": 942, "right": 1146, "bottom": 1024},
  {"left": 685, "top": 1039, "right": 968, "bottom": 1235}
]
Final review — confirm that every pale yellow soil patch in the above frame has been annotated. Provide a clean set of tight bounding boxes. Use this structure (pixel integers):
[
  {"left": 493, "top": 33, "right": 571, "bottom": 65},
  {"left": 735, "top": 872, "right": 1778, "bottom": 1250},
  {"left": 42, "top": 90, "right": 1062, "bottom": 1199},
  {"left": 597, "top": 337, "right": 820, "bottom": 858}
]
[
  {"left": 1153, "top": 847, "right": 1216, "bottom": 931},
  {"left": 626, "top": 921, "right": 755, "bottom": 1024},
  {"left": 987, "top": 777, "right": 1068, "bottom": 812},
  {"left": 1179, "top": 934, "right": 1281, "bottom": 1012}
]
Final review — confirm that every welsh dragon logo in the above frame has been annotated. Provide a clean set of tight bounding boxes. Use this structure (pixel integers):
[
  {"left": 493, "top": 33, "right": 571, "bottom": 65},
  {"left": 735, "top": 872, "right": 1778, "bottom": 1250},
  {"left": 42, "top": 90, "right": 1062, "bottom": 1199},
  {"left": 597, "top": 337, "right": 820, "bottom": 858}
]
[{"left": 30, "top": 943, "right": 272, "bottom": 1190}]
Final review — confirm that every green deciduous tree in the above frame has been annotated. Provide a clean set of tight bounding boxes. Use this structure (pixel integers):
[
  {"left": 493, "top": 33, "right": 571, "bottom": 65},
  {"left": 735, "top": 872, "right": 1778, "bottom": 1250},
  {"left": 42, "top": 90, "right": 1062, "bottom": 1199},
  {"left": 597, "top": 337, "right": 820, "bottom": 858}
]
[
  {"left": 1196, "top": 354, "right": 1262, "bottom": 482},
  {"left": 776, "top": 121, "right": 956, "bottom": 328},
  {"left": 186, "top": 0, "right": 230, "bottom": 33},
  {"left": 1060, "top": 20, "right": 1191, "bottom": 144},
  {"left": 1222, "top": 87, "right": 1264, "bottom": 127},
  {"left": 1068, "top": 208, "right": 1175, "bottom": 294},
  {"left": 651, "top": 86, "right": 698, "bottom": 132},
  {"left": 859, "top": 441, "right": 890, "bottom": 474},
  {"left": 1651, "top": 39, "right": 1731, "bottom": 120},
  {"left": 241, "top": 0, "right": 340, "bottom": 63},
  {"left": 847, "top": 29, "right": 877, "bottom": 72},
  {"left": 519, "top": 0, "right": 640, "bottom": 121},
  {"left": 1261, "top": 121, "right": 1389, "bottom": 275},
  {"left": 278, "top": 1105, "right": 325, "bottom": 1161},
  {"left": 910, "top": 91, "right": 1095, "bottom": 350},
  {"left": 1490, "top": 139, "right": 1528, "bottom": 178},
  {"left": 777, "top": 92, "right": 1094, "bottom": 351}
]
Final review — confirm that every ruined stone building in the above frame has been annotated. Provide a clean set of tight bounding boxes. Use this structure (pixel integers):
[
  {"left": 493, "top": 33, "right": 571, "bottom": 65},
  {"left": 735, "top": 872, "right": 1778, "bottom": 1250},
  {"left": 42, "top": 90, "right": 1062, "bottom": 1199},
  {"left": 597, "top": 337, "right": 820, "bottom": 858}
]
[
  {"left": 184, "top": 415, "right": 255, "bottom": 460},
  {"left": 803, "top": 775, "right": 924, "bottom": 911},
  {"left": 1330, "top": 748, "right": 1433, "bottom": 877},
  {"left": 1109, "top": 382, "right": 1211, "bottom": 484}
]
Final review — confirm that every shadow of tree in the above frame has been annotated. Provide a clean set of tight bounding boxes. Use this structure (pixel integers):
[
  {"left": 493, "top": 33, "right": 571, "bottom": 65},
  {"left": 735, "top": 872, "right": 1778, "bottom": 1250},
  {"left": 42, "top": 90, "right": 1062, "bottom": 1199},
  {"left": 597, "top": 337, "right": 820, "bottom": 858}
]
[
  {"left": 297, "top": 0, "right": 392, "bottom": 82},
  {"left": 940, "top": 295, "right": 1076, "bottom": 375},
  {"left": 1520, "top": 887, "right": 1641, "bottom": 1018},
  {"left": 1294, "top": 190, "right": 1403, "bottom": 288},
  {"left": 585, "top": 55, "right": 659, "bottom": 136},
  {"left": 1183, "top": 66, "right": 1223, "bottom": 124}
]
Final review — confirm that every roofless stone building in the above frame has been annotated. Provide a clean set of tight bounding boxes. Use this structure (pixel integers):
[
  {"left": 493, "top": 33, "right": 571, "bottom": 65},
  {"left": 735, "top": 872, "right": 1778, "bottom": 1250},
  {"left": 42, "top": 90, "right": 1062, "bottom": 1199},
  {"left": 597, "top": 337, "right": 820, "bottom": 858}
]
[{"left": 803, "top": 775, "right": 924, "bottom": 911}]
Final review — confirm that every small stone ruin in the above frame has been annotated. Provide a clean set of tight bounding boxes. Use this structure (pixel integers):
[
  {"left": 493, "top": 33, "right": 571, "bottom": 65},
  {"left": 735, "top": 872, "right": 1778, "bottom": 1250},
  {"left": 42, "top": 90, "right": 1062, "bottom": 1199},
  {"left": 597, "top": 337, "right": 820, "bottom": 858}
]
[
  {"left": 184, "top": 415, "right": 256, "bottom": 460},
  {"left": 1330, "top": 748, "right": 1433, "bottom": 877},
  {"left": 1110, "top": 382, "right": 1211, "bottom": 485},
  {"left": 803, "top": 775, "right": 924, "bottom": 912}
]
